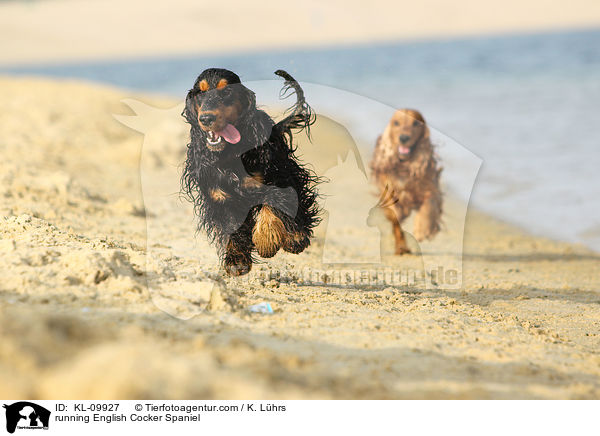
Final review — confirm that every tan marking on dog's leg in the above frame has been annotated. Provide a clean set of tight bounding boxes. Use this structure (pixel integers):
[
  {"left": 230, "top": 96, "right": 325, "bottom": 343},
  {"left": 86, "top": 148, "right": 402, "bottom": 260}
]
[
  {"left": 210, "top": 188, "right": 229, "bottom": 202},
  {"left": 241, "top": 173, "right": 264, "bottom": 189},
  {"left": 252, "top": 205, "right": 285, "bottom": 258}
]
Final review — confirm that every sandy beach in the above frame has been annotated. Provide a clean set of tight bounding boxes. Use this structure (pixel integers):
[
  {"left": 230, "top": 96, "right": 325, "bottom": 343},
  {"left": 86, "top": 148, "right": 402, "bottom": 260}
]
[
  {"left": 2, "top": 0, "right": 600, "bottom": 66},
  {"left": 0, "top": 76, "right": 599, "bottom": 399}
]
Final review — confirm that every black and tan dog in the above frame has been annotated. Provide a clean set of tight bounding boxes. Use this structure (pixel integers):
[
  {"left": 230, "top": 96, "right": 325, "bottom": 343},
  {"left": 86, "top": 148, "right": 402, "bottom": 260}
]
[{"left": 181, "top": 68, "right": 320, "bottom": 276}]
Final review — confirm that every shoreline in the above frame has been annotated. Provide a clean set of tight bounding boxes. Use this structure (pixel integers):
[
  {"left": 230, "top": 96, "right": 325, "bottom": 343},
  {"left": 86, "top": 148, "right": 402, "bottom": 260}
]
[{"left": 2, "top": 25, "right": 599, "bottom": 69}]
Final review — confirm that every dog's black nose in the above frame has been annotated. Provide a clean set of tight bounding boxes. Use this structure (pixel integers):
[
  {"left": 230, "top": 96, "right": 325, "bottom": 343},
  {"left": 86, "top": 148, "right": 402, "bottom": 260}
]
[
  {"left": 198, "top": 113, "right": 216, "bottom": 126},
  {"left": 399, "top": 134, "right": 411, "bottom": 144}
]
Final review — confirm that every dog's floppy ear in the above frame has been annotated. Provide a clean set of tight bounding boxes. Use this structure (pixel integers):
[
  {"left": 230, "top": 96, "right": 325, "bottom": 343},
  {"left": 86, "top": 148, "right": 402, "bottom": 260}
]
[
  {"left": 409, "top": 127, "right": 433, "bottom": 179},
  {"left": 238, "top": 83, "right": 257, "bottom": 113},
  {"left": 182, "top": 90, "right": 199, "bottom": 125}
]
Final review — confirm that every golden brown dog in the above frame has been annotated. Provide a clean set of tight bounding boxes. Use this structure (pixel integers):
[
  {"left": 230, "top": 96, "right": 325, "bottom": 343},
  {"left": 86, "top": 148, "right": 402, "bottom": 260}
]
[{"left": 370, "top": 109, "right": 443, "bottom": 254}]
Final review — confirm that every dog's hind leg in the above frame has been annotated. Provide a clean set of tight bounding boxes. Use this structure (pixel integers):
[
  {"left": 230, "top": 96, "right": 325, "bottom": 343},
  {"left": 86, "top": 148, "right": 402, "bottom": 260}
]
[
  {"left": 256, "top": 205, "right": 311, "bottom": 255},
  {"left": 282, "top": 228, "right": 311, "bottom": 254},
  {"left": 279, "top": 202, "right": 314, "bottom": 255},
  {"left": 413, "top": 190, "right": 442, "bottom": 242},
  {"left": 252, "top": 205, "right": 286, "bottom": 258}
]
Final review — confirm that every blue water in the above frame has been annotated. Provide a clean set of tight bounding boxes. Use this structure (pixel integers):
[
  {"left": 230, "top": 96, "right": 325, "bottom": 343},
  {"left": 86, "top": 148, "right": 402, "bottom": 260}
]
[{"left": 4, "top": 28, "right": 600, "bottom": 250}]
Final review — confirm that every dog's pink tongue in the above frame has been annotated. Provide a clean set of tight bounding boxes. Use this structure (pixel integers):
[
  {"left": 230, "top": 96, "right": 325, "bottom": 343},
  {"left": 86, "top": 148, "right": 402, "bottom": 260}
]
[
  {"left": 398, "top": 146, "right": 410, "bottom": 155},
  {"left": 215, "top": 124, "right": 241, "bottom": 144}
]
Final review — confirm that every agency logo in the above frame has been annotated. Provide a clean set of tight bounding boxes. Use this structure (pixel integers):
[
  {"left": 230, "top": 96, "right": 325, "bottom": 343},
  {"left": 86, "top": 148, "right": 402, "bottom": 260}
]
[{"left": 2, "top": 402, "right": 50, "bottom": 434}]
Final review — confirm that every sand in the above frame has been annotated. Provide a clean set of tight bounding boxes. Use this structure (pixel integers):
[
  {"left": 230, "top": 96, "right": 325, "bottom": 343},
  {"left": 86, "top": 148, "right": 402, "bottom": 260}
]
[
  {"left": 2, "top": 0, "right": 600, "bottom": 66},
  {"left": 1, "top": 76, "right": 600, "bottom": 399}
]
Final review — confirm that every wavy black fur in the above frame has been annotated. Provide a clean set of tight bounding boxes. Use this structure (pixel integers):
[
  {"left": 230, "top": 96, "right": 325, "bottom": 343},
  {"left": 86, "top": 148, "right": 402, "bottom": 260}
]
[{"left": 181, "top": 68, "right": 320, "bottom": 275}]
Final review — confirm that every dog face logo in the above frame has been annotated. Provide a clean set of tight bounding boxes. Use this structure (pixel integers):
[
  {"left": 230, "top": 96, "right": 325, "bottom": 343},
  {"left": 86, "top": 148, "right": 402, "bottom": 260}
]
[{"left": 3, "top": 402, "right": 50, "bottom": 433}]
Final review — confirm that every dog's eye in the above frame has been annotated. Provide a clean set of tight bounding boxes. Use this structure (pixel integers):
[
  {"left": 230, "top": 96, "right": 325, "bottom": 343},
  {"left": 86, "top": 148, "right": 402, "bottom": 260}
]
[
  {"left": 413, "top": 120, "right": 420, "bottom": 126},
  {"left": 393, "top": 121, "right": 399, "bottom": 126}
]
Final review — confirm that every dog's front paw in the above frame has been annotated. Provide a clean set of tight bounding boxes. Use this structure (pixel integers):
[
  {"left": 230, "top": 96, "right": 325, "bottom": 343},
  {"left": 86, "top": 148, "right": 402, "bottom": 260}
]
[
  {"left": 224, "top": 253, "right": 252, "bottom": 276},
  {"left": 413, "top": 230, "right": 427, "bottom": 242},
  {"left": 224, "top": 260, "right": 252, "bottom": 276},
  {"left": 224, "top": 242, "right": 252, "bottom": 276},
  {"left": 395, "top": 246, "right": 412, "bottom": 255},
  {"left": 252, "top": 205, "right": 285, "bottom": 258},
  {"left": 283, "top": 231, "right": 310, "bottom": 254},
  {"left": 413, "top": 222, "right": 440, "bottom": 242}
]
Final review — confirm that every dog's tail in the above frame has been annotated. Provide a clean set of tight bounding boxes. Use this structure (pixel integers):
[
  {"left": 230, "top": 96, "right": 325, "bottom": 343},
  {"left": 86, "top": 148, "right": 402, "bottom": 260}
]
[{"left": 274, "top": 70, "right": 315, "bottom": 139}]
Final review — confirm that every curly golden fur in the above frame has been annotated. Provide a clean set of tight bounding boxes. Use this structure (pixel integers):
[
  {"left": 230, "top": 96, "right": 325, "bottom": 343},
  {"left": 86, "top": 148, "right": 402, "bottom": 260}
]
[{"left": 370, "top": 109, "right": 443, "bottom": 254}]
